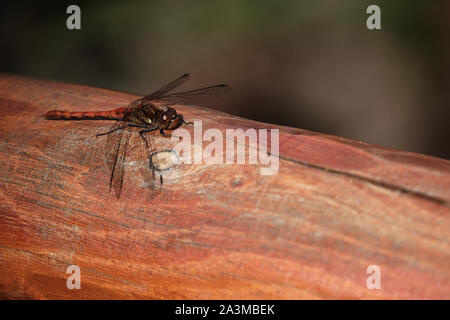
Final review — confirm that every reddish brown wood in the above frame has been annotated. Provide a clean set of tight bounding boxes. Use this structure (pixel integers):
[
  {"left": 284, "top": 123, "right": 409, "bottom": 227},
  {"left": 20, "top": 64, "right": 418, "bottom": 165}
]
[{"left": 0, "top": 73, "right": 449, "bottom": 299}]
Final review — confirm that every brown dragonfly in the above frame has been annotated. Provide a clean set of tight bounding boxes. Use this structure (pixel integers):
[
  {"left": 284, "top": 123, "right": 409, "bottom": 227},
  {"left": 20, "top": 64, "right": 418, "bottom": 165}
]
[{"left": 44, "top": 73, "right": 230, "bottom": 198}]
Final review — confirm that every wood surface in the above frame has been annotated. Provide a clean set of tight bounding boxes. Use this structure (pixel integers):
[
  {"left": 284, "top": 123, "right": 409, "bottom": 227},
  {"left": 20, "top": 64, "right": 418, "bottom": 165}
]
[{"left": 0, "top": 72, "right": 449, "bottom": 299}]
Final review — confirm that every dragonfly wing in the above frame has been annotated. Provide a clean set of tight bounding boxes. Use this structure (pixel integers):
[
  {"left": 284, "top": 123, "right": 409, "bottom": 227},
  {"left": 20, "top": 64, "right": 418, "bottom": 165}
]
[
  {"left": 142, "top": 73, "right": 190, "bottom": 101},
  {"left": 103, "top": 121, "right": 163, "bottom": 199},
  {"left": 104, "top": 121, "right": 131, "bottom": 199},
  {"left": 136, "top": 129, "right": 163, "bottom": 197},
  {"left": 153, "top": 84, "right": 230, "bottom": 107}
]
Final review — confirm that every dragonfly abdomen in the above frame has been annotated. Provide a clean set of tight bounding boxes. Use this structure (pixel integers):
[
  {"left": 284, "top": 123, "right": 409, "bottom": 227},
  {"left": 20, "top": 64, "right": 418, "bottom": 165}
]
[{"left": 43, "top": 107, "right": 130, "bottom": 120}]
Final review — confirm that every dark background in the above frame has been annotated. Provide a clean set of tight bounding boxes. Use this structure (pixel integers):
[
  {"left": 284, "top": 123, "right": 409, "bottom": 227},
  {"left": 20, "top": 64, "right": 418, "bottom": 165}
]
[{"left": 1, "top": 0, "right": 449, "bottom": 159}]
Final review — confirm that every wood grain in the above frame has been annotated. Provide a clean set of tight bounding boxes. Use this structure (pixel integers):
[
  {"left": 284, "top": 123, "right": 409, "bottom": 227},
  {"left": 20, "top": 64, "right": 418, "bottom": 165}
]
[{"left": 0, "top": 72, "right": 449, "bottom": 299}]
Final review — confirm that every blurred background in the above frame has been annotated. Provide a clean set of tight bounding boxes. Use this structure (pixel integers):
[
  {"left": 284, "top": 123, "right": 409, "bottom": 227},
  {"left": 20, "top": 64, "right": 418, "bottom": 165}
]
[{"left": 1, "top": 0, "right": 449, "bottom": 158}]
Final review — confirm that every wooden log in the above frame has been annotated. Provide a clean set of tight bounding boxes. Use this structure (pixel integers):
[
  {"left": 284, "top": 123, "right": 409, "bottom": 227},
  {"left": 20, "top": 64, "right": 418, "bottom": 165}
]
[{"left": 0, "top": 72, "right": 449, "bottom": 299}]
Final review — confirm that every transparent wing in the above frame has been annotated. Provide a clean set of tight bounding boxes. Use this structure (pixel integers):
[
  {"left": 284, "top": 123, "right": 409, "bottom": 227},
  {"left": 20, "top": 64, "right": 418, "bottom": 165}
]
[
  {"left": 153, "top": 84, "right": 231, "bottom": 107},
  {"left": 137, "top": 129, "right": 163, "bottom": 198},
  {"left": 104, "top": 121, "right": 131, "bottom": 199},
  {"left": 102, "top": 121, "right": 163, "bottom": 199},
  {"left": 142, "top": 73, "right": 190, "bottom": 101}
]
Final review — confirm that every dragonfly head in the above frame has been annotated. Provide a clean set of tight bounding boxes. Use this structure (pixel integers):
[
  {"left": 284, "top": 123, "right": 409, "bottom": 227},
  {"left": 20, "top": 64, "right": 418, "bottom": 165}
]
[{"left": 160, "top": 107, "right": 189, "bottom": 130}]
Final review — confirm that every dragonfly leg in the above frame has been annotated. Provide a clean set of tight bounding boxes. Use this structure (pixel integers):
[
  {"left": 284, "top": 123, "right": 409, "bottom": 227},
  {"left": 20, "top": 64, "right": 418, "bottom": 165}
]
[
  {"left": 159, "top": 128, "right": 174, "bottom": 138},
  {"left": 182, "top": 119, "right": 193, "bottom": 125},
  {"left": 97, "top": 125, "right": 127, "bottom": 137},
  {"left": 160, "top": 128, "right": 182, "bottom": 140},
  {"left": 96, "top": 123, "right": 148, "bottom": 137},
  {"left": 139, "top": 128, "right": 158, "bottom": 148}
]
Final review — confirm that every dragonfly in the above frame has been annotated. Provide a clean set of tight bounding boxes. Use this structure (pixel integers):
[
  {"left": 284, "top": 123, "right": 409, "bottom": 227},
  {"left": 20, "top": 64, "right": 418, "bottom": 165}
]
[{"left": 43, "top": 73, "right": 230, "bottom": 199}]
